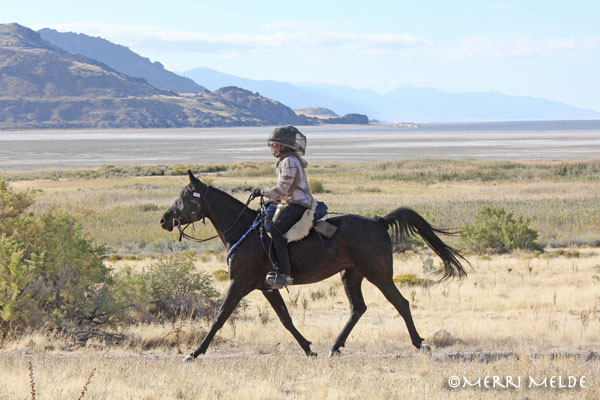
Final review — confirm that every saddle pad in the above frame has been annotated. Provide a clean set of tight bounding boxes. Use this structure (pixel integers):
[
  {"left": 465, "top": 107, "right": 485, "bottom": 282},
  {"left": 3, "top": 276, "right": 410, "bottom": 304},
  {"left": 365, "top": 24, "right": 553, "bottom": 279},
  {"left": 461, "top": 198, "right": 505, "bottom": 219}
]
[{"left": 275, "top": 200, "right": 317, "bottom": 242}]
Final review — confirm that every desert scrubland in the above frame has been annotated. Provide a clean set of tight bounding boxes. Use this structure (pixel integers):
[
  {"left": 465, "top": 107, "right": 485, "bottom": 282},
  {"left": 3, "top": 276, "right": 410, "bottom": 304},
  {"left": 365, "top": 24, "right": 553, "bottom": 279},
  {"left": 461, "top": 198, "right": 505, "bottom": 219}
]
[{"left": 1, "top": 159, "right": 599, "bottom": 399}]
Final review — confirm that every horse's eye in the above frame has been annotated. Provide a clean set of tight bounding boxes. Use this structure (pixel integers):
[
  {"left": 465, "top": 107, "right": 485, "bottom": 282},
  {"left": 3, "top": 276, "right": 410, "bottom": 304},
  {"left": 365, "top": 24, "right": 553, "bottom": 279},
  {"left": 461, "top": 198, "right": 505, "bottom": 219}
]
[{"left": 175, "top": 198, "right": 184, "bottom": 211}]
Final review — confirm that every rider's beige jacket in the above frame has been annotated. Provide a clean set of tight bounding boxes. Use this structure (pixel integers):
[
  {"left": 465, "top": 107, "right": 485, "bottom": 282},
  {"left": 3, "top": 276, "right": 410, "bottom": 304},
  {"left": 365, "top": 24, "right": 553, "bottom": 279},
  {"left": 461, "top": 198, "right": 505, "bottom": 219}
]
[{"left": 263, "top": 153, "right": 312, "bottom": 208}]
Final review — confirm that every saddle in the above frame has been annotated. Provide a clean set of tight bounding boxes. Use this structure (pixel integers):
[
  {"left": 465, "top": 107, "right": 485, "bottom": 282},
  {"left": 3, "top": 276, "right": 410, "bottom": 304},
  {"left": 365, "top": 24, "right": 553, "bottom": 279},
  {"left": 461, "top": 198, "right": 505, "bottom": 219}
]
[
  {"left": 226, "top": 199, "right": 336, "bottom": 265},
  {"left": 265, "top": 199, "right": 337, "bottom": 242}
]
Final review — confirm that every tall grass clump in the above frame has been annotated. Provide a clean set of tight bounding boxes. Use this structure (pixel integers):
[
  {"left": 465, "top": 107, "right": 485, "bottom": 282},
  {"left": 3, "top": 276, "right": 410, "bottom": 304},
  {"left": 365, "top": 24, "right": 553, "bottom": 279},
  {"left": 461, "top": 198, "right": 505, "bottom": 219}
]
[
  {"left": 461, "top": 205, "right": 541, "bottom": 254},
  {"left": 554, "top": 160, "right": 600, "bottom": 179}
]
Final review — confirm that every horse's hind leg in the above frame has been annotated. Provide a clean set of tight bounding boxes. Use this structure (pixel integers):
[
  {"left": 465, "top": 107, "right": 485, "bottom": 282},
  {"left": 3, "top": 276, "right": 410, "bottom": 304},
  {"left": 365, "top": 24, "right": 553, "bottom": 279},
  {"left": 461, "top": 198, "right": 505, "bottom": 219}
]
[
  {"left": 262, "top": 289, "right": 316, "bottom": 357},
  {"left": 369, "top": 277, "right": 424, "bottom": 350},
  {"left": 330, "top": 268, "right": 366, "bottom": 357}
]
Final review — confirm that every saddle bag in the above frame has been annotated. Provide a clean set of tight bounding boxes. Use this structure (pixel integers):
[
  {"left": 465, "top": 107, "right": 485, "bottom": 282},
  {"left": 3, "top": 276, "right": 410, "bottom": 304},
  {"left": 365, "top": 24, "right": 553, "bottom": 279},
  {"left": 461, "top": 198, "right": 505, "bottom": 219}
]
[{"left": 314, "top": 220, "right": 337, "bottom": 238}]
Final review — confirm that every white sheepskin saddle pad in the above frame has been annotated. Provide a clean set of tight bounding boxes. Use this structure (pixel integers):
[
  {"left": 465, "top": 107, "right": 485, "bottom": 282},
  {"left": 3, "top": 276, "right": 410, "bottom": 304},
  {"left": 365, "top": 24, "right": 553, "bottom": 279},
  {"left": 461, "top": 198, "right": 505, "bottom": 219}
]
[{"left": 273, "top": 200, "right": 318, "bottom": 242}]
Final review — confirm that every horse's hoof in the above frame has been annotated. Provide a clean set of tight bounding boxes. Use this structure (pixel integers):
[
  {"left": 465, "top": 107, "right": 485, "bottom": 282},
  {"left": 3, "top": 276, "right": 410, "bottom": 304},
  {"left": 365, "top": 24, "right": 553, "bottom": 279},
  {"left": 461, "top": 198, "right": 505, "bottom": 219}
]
[
  {"left": 183, "top": 354, "right": 195, "bottom": 362},
  {"left": 420, "top": 344, "right": 432, "bottom": 354},
  {"left": 306, "top": 350, "right": 318, "bottom": 358},
  {"left": 329, "top": 349, "right": 341, "bottom": 357}
]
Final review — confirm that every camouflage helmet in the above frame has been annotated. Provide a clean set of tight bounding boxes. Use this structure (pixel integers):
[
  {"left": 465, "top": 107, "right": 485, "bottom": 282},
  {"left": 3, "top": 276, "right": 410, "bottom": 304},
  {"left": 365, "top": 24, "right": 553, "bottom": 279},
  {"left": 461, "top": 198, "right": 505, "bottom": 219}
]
[{"left": 267, "top": 126, "right": 307, "bottom": 155}]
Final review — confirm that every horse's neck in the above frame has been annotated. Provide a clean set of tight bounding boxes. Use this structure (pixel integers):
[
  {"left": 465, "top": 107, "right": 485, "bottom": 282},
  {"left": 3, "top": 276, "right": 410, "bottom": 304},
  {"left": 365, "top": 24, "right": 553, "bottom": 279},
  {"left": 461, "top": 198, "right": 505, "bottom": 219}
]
[{"left": 204, "top": 187, "right": 256, "bottom": 246}]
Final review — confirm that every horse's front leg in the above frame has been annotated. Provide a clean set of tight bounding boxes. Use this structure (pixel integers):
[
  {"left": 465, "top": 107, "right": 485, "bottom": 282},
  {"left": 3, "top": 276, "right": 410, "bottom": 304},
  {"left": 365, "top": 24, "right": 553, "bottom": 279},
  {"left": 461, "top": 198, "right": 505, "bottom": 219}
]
[
  {"left": 185, "top": 280, "right": 252, "bottom": 361},
  {"left": 262, "top": 289, "right": 317, "bottom": 357}
]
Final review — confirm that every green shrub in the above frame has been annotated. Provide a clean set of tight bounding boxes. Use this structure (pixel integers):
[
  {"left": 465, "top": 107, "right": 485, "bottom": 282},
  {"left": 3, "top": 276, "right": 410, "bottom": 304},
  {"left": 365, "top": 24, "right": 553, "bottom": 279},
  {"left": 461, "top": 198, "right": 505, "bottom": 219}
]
[
  {"left": 0, "top": 181, "right": 223, "bottom": 331},
  {"left": 0, "top": 178, "right": 34, "bottom": 236},
  {"left": 213, "top": 269, "right": 229, "bottom": 282},
  {"left": 309, "top": 179, "right": 325, "bottom": 194},
  {"left": 112, "top": 266, "right": 153, "bottom": 323},
  {"left": 553, "top": 249, "right": 580, "bottom": 258},
  {"left": 393, "top": 273, "right": 433, "bottom": 287},
  {"left": 144, "top": 254, "right": 220, "bottom": 320},
  {"left": 1, "top": 211, "right": 116, "bottom": 329},
  {"left": 113, "top": 255, "right": 221, "bottom": 322},
  {"left": 0, "top": 235, "right": 32, "bottom": 327},
  {"left": 0, "top": 181, "right": 120, "bottom": 330},
  {"left": 462, "top": 205, "right": 541, "bottom": 254},
  {"left": 109, "top": 254, "right": 123, "bottom": 261}
]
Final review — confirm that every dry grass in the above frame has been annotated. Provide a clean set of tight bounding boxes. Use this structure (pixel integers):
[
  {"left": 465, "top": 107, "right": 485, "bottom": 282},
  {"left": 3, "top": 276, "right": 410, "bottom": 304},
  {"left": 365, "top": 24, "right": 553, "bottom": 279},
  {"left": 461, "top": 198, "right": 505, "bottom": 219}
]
[
  {"left": 7, "top": 161, "right": 600, "bottom": 252},
  {"left": 0, "top": 352, "right": 597, "bottom": 400},
  {"left": 1, "top": 160, "right": 600, "bottom": 398},
  {"left": 1, "top": 251, "right": 599, "bottom": 399}
]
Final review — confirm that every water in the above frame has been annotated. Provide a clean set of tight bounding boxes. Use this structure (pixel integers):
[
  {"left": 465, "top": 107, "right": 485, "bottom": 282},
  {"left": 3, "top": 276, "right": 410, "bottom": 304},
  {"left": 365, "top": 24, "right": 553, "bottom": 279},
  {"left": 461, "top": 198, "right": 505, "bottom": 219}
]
[{"left": 1, "top": 121, "right": 599, "bottom": 170}]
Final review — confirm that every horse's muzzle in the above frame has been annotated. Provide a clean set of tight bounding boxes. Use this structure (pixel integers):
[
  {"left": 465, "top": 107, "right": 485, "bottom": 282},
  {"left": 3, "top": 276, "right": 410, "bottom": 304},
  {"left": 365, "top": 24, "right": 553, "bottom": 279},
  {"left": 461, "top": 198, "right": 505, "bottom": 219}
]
[
  {"left": 160, "top": 212, "right": 180, "bottom": 232},
  {"left": 160, "top": 216, "right": 173, "bottom": 231}
]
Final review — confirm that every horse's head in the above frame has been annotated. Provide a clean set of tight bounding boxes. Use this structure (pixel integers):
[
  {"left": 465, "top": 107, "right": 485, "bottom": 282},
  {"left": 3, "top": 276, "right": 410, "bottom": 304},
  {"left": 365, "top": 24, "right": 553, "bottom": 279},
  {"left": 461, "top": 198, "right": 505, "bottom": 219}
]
[{"left": 160, "top": 170, "right": 208, "bottom": 231}]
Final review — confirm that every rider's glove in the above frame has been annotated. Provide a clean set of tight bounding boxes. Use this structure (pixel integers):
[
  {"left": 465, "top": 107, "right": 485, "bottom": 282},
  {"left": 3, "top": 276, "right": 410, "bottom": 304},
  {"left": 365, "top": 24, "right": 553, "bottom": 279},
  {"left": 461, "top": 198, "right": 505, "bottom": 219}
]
[{"left": 251, "top": 188, "right": 263, "bottom": 199}]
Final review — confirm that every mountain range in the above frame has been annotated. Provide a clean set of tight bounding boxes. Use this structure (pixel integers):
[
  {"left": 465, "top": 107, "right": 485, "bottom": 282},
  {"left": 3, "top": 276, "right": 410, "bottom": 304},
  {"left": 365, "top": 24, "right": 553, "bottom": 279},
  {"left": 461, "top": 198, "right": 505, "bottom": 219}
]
[
  {"left": 183, "top": 68, "right": 600, "bottom": 122},
  {"left": 36, "top": 26, "right": 600, "bottom": 123},
  {"left": 2, "top": 23, "right": 599, "bottom": 129},
  {"left": 0, "top": 23, "right": 317, "bottom": 129},
  {"left": 38, "top": 28, "right": 207, "bottom": 94}
]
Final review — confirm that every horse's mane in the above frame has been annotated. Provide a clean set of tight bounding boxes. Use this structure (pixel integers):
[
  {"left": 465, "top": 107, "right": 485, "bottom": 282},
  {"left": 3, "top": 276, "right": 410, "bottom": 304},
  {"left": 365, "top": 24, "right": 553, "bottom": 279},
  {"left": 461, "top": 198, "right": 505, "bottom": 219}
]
[{"left": 206, "top": 185, "right": 258, "bottom": 217}]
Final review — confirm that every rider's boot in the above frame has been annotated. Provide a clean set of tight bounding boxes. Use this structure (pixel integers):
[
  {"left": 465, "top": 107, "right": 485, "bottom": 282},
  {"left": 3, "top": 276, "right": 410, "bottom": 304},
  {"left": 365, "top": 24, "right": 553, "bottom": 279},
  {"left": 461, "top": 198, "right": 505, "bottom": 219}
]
[{"left": 266, "top": 233, "right": 293, "bottom": 289}]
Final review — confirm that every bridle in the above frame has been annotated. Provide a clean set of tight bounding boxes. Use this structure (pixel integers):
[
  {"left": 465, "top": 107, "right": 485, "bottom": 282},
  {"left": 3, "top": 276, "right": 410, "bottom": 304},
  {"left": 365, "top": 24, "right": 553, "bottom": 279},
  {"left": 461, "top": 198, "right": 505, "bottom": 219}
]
[{"left": 174, "top": 185, "right": 255, "bottom": 243}]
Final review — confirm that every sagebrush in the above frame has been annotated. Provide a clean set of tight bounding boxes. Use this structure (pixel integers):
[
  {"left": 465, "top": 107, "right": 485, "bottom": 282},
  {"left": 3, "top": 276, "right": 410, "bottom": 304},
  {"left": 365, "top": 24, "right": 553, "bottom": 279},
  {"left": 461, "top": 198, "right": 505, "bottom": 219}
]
[
  {"left": 0, "top": 180, "right": 220, "bottom": 332},
  {"left": 461, "top": 205, "right": 541, "bottom": 253}
]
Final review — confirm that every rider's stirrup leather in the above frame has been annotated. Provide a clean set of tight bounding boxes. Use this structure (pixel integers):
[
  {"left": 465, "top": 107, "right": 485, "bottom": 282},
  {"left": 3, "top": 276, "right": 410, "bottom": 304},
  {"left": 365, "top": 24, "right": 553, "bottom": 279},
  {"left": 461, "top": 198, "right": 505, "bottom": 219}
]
[{"left": 265, "top": 271, "right": 293, "bottom": 290}]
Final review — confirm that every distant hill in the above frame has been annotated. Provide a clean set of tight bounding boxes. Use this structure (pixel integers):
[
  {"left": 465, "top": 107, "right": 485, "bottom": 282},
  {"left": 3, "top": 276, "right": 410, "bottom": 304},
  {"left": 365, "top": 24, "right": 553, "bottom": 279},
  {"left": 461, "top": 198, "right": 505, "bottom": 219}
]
[
  {"left": 0, "top": 23, "right": 314, "bottom": 129},
  {"left": 295, "top": 107, "right": 339, "bottom": 118},
  {"left": 183, "top": 67, "right": 600, "bottom": 123},
  {"left": 182, "top": 67, "right": 365, "bottom": 116},
  {"left": 38, "top": 28, "right": 207, "bottom": 93},
  {"left": 295, "top": 108, "right": 369, "bottom": 124},
  {"left": 298, "top": 83, "right": 600, "bottom": 122},
  {"left": 1, "top": 24, "right": 164, "bottom": 99}
]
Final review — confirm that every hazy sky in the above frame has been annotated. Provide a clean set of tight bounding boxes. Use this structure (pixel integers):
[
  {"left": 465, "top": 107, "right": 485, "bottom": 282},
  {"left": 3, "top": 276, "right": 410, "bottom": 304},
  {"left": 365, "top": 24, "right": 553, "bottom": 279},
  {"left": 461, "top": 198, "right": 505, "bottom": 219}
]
[{"left": 5, "top": 0, "right": 600, "bottom": 111}]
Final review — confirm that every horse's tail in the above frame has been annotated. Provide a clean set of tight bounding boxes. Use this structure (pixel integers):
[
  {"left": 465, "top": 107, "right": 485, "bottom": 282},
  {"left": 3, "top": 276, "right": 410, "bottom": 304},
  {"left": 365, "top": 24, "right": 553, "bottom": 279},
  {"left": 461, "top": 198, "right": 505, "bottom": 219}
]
[{"left": 378, "top": 207, "right": 468, "bottom": 281}]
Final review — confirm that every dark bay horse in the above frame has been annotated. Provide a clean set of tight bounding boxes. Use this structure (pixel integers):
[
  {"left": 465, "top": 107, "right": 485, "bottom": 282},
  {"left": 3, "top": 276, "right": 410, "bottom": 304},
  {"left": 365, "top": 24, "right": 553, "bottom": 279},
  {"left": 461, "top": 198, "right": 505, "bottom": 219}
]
[{"left": 160, "top": 171, "right": 467, "bottom": 360}]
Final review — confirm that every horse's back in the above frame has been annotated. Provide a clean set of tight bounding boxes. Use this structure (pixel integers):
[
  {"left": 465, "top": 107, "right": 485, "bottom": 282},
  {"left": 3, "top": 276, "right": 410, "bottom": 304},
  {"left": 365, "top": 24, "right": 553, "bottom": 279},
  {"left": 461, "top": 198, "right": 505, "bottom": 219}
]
[{"left": 288, "top": 214, "right": 392, "bottom": 284}]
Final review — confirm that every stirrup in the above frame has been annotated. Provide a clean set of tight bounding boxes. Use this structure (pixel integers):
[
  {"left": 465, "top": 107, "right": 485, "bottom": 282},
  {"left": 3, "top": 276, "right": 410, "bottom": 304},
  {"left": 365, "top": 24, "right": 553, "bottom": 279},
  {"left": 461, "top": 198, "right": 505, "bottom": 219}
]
[{"left": 265, "top": 271, "right": 293, "bottom": 290}]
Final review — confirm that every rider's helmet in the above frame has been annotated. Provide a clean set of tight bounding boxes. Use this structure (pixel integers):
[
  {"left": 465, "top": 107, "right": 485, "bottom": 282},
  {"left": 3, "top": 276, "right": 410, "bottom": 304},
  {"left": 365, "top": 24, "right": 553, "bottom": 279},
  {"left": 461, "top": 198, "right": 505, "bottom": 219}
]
[{"left": 267, "top": 126, "right": 307, "bottom": 156}]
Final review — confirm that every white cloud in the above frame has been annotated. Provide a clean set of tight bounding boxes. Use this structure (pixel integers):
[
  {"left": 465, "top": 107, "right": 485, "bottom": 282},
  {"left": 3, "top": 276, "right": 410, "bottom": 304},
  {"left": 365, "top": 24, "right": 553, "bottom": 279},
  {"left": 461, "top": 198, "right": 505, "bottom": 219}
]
[
  {"left": 443, "top": 34, "right": 600, "bottom": 59},
  {"left": 259, "top": 18, "right": 359, "bottom": 32},
  {"left": 35, "top": 21, "right": 600, "bottom": 78},
  {"left": 37, "top": 22, "right": 430, "bottom": 57}
]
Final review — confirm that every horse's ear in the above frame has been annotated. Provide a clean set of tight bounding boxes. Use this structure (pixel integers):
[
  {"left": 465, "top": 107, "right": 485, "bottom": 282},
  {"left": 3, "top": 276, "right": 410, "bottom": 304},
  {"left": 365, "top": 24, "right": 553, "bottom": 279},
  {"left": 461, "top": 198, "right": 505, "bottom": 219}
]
[{"left": 188, "top": 170, "right": 200, "bottom": 184}]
